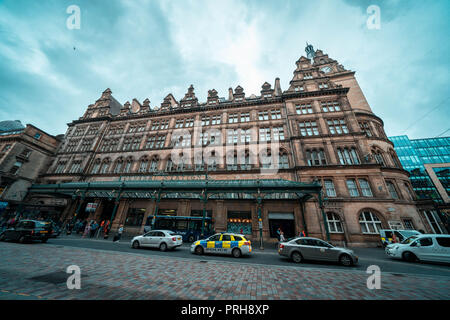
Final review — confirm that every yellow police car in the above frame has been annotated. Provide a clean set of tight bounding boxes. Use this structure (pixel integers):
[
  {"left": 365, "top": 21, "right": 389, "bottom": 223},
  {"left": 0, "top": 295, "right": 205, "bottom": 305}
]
[{"left": 191, "top": 233, "right": 252, "bottom": 258}]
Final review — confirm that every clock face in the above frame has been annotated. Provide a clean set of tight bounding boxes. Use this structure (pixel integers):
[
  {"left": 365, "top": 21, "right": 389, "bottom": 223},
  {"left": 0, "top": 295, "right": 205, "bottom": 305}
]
[{"left": 321, "top": 66, "right": 332, "bottom": 73}]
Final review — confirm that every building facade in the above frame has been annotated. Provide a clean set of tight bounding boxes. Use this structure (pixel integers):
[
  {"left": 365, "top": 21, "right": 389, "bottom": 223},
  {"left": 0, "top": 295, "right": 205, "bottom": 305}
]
[
  {"left": 389, "top": 135, "right": 450, "bottom": 233},
  {"left": 0, "top": 120, "right": 63, "bottom": 220},
  {"left": 30, "top": 46, "right": 432, "bottom": 246}
]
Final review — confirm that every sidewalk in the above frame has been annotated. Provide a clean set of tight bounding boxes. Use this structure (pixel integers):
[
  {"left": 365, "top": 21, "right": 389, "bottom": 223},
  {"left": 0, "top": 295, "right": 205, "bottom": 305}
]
[{"left": 0, "top": 242, "right": 448, "bottom": 300}]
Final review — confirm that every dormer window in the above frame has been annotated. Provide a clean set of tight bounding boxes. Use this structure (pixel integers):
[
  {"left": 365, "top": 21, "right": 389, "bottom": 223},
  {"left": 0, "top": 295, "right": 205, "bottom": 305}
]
[
  {"left": 263, "top": 94, "right": 272, "bottom": 98},
  {"left": 304, "top": 73, "right": 313, "bottom": 80},
  {"left": 318, "top": 83, "right": 328, "bottom": 89},
  {"left": 294, "top": 86, "right": 304, "bottom": 92},
  {"left": 235, "top": 97, "right": 243, "bottom": 102}
]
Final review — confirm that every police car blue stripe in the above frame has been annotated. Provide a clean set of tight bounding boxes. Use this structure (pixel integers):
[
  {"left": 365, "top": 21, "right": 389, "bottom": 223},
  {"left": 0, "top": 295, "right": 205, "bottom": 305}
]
[
  {"left": 215, "top": 241, "right": 222, "bottom": 248},
  {"left": 200, "top": 241, "right": 207, "bottom": 247},
  {"left": 230, "top": 241, "right": 239, "bottom": 248}
]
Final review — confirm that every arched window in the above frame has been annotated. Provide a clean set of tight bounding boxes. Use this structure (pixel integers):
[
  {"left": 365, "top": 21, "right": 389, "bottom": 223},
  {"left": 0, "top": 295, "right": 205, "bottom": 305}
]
[
  {"left": 240, "top": 151, "right": 251, "bottom": 170},
  {"left": 279, "top": 152, "right": 289, "bottom": 169},
  {"left": 337, "top": 147, "right": 359, "bottom": 165},
  {"left": 326, "top": 212, "right": 343, "bottom": 233},
  {"left": 91, "top": 159, "right": 101, "bottom": 174},
  {"left": 359, "top": 210, "right": 382, "bottom": 234},
  {"left": 139, "top": 157, "right": 149, "bottom": 173},
  {"left": 227, "top": 152, "right": 238, "bottom": 171},
  {"left": 306, "top": 149, "right": 326, "bottom": 166},
  {"left": 149, "top": 156, "right": 159, "bottom": 172},
  {"left": 113, "top": 158, "right": 124, "bottom": 174},
  {"left": 166, "top": 157, "right": 174, "bottom": 172},
  {"left": 388, "top": 149, "right": 402, "bottom": 168},
  {"left": 100, "top": 158, "right": 111, "bottom": 174},
  {"left": 123, "top": 157, "right": 133, "bottom": 173},
  {"left": 372, "top": 148, "right": 385, "bottom": 166},
  {"left": 260, "top": 150, "right": 272, "bottom": 169}
]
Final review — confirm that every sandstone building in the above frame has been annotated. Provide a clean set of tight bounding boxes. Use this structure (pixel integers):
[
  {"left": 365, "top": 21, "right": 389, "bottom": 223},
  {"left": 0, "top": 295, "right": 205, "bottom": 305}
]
[{"left": 29, "top": 45, "right": 435, "bottom": 246}]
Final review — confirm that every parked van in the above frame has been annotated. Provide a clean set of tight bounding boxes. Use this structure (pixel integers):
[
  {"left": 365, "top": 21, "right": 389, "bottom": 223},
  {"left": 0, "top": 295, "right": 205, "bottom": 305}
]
[
  {"left": 379, "top": 229, "right": 421, "bottom": 247},
  {"left": 385, "top": 234, "right": 450, "bottom": 263}
]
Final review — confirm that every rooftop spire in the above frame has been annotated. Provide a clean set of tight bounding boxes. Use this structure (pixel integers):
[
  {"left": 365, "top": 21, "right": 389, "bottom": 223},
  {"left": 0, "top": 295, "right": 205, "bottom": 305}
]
[{"left": 305, "top": 42, "right": 315, "bottom": 61}]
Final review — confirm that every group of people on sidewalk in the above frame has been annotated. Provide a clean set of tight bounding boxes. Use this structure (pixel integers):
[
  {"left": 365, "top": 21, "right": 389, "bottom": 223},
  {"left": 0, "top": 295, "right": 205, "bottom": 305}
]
[
  {"left": 63, "top": 219, "right": 124, "bottom": 242},
  {"left": 276, "top": 228, "right": 307, "bottom": 243}
]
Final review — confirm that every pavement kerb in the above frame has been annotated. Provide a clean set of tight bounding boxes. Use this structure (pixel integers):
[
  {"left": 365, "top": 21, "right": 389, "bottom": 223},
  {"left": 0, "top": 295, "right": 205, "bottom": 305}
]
[{"left": 41, "top": 242, "right": 450, "bottom": 280}]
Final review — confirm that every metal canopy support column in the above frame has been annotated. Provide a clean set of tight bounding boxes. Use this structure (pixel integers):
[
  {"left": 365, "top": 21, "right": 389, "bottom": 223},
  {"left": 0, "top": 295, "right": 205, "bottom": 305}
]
[
  {"left": 318, "top": 192, "right": 330, "bottom": 241},
  {"left": 110, "top": 183, "right": 124, "bottom": 223},
  {"left": 200, "top": 188, "right": 208, "bottom": 238},
  {"left": 151, "top": 189, "right": 161, "bottom": 230},
  {"left": 257, "top": 193, "right": 264, "bottom": 250}
]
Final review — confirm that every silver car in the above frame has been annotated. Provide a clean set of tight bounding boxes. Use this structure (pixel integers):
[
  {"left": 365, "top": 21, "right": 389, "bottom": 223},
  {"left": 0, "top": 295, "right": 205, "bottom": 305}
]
[
  {"left": 278, "top": 237, "right": 358, "bottom": 266},
  {"left": 131, "top": 230, "right": 182, "bottom": 251}
]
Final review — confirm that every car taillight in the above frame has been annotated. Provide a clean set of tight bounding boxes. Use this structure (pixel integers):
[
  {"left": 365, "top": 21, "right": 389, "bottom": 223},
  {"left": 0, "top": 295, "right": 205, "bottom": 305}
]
[
  {"left": 31, "top": 230, "right": 34, "bottom": 235},
  {"left": 172, "top": 237, "right": 176, "bottom": 241},
  {"left": 279, "top": 244, "right": 284, "bottom": 249},
  {"left": 244, "top": 241, "right": 251, "bottom": 246}
]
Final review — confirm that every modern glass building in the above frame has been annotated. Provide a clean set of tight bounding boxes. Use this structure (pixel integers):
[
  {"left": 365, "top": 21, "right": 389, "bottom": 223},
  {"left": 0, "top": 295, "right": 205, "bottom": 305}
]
[
  {"left": 389, "top": 135, "right": 450, "bottom": 202},
  {"left": 390, "top": 135, "right": 449, "bottom": 233}
]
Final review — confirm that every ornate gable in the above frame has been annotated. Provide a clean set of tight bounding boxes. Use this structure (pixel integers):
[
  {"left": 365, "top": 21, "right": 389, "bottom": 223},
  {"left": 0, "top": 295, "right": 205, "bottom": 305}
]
[
  {"left": 161, "top": 93, "right": 178, "bottom": 111},
  {"left": 179, "top": 85, "right": 198, "bottom": 108},
  {"left": 207, "top": 89, "right": 219, "bottom": 105}
]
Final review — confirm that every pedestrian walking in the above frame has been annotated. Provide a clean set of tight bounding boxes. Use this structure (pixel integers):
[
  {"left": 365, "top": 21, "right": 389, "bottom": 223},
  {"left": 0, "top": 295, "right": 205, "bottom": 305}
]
[
  {"left": 113, "top": 224, "right": 124, "bottom": 243},
  {"left": 276, "top": 227, "right": 282, "bottom": 241},
  {"left": 90, "top": 221, "right": 98, "bottom": 238},
  {"left": 280, "top": 231, "right": 286, "bottom": 242},
  {"left": 82, "top": 221, "right": 91, "bottom": 238},
  {"left": 103, "top": 220, "right": 110, "bottom": 239}
]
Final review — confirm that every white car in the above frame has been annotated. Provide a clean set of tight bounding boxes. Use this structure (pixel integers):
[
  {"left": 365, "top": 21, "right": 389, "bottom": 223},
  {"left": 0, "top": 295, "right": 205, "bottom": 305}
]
[
  {"left": 131, "top": 230, "right": 182, "bottom": 251},
  {"left": 385, "top": 234, "right": 450, "bottom": 263}
]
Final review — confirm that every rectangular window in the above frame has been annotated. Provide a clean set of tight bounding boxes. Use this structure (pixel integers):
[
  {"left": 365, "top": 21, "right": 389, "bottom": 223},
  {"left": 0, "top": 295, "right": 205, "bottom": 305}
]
[
  {"left": 386, "top": 181, "right": 399, "bottom": 199},
  {"left": 211, "top": 115, "right": 221, "bottom": 125},
  {"left": 296, "top": 104, "right": 313, "bottom": 114},
  {"left": 321, "top": 101, "right": 341, "bottom": 112},
  {"left": 402, "top": 218, "right": 415, "bottom": 230},
  {"left": 228, "top": 114, "right": 238, "bottom": 123},
  {"left": 240, "top": 112, "right": 250, "bottom": 122},
  {"left": 324, "top": 180, "right": 336, "bottom": 197},
  {"left": 358, "top": 179, "right": 373, "bottom": 197},
  {"left": 202, "top": 116, "right": 210, "bottom": 126},
  {"left": 299, "top": 121, "right": 319, "bottom": 136},
  {"left": 270, "top": 110, "right": 281, "bottom": 120},
  {"left": 273, "top": 127, "right": 284, "bottom": 141},
  {"left": 327, "top": 119, "right": 348, "bottom": 134},
  {"left": 346, "top": 179, "right": 359, "bottom": 197},
  {"left": 259, "top": 128, "right": 271, "bottom": 142},
  {"left": 258, "top": 111, "right": 269, "bottom": 121},
  {"left": 9, "top": 161, "right": 23, "bottom": 175}
]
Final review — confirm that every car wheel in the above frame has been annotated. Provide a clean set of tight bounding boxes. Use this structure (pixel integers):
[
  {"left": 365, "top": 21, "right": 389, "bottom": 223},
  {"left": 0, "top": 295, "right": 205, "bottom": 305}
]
[
  {"left": 339, "top": 254, "right": 353, "bottom": 266},
  {"left": 291, "top": 251, "right": 303, "bottom": 263},
  {"left": 188, "top": 235, "right": 195, "bottom": 243},
  {"left": 159, "top": 242, "right": 167, "bottom": 252},
  {"left": 402, "top": 251, "right": 417, "bottom": 262},
  {"left": 132, "top": 240, "right": 140, "bottom": 249},
  {"left": 41, "top": 238, "right": 48, "bottom": 243},
  {"left": 195, "top": 245, "right": 204, "bottom": 255},
  {"left": 19, "top": 236, "right": 26, "bottom": 244},
  {"left": 232, "top": 248, "right": 242, "bottom": 258}
]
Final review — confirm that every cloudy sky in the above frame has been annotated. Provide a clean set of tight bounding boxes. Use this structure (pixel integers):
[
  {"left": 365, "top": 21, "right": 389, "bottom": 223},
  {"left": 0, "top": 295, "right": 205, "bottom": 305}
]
[{"left": 0, "top": 0, "right": 449, "bottom": 139}]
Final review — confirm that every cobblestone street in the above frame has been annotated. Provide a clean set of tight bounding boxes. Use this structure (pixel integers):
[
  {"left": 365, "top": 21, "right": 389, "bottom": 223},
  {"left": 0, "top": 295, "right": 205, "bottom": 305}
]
[{"left": 0, "top": 242, "right": 449, "bottom": 300}]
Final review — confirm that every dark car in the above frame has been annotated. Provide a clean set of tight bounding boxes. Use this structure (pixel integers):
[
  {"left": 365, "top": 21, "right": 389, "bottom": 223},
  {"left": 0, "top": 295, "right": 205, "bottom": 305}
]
[
  {"left": 49, "top": 222, "right": 62, "bottom": 238},
  {"left": 0, "top": 220, "right": 53, "bottom": 243}
]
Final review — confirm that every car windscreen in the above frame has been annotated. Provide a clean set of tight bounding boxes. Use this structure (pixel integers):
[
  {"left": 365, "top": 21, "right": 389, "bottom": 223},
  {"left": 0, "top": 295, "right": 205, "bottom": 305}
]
[
  {"left": 399, "top": 230, "right": 419, "bottom": 238},
  {"left": 401, "top": 236, "right": 418, "bottom": 244}
]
